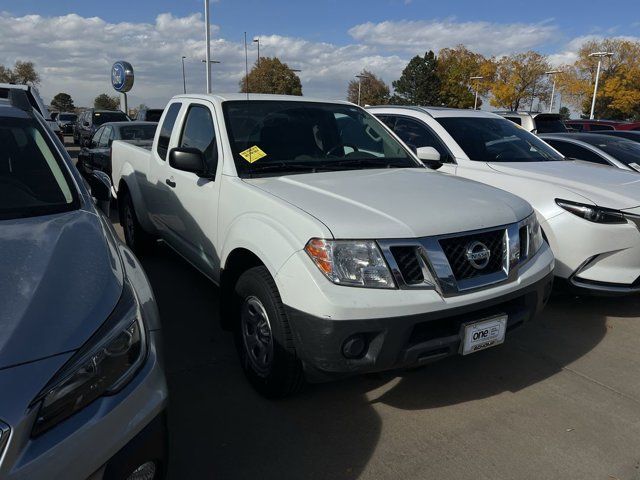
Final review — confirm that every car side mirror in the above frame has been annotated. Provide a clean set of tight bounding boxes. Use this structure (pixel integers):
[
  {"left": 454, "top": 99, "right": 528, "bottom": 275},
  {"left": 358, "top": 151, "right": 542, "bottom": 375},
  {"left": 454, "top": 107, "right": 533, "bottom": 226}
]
[
  {"left": 169, "top": 147, "right": 213, "bottom": 178},
  {"left": 87, "top": 171, "right": 112, "bottom": 215},
  {"left": 416, "top": 146, "right": 443, "bottom": 170}
]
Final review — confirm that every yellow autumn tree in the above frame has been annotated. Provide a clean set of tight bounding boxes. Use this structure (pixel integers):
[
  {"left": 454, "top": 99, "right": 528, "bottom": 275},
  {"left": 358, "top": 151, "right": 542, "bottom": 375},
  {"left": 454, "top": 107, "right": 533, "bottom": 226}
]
[
  {"left": 558, "top": 39, "right": 640, "bottom": 120},
  {"left": 438, "top": 45, "right": 492, "bottom": 109},
  {"left": 488, "top": 51, "right": 551, "bottom": 111}
]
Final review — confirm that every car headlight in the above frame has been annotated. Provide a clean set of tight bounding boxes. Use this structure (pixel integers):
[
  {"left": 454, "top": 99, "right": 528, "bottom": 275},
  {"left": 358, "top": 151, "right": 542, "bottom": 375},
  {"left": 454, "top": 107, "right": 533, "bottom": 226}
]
[
  {"left": 520, "top": 213, "right": 544, "bottom": 260},
  {"left": 305, "top": 238, "right": 396, "bottom": 288},
  {"left": 31, "top": 281, "right": 146, "bottom": 436},
  {"left": 556, "top": 199, "right": 627, "bottom": 224}
]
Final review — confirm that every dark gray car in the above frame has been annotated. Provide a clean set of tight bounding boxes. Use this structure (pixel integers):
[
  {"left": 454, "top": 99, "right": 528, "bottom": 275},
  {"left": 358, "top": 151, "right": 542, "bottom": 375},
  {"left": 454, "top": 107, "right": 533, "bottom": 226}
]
[{"left": 0, "top": 91, "right": 167, "bottom": 479}]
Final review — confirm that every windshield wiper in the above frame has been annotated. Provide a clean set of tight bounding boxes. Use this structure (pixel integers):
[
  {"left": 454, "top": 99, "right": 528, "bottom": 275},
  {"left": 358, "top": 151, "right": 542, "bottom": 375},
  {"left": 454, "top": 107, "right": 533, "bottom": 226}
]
[{"left": 247, "top": 162, "right": 334, "bottom": 177}]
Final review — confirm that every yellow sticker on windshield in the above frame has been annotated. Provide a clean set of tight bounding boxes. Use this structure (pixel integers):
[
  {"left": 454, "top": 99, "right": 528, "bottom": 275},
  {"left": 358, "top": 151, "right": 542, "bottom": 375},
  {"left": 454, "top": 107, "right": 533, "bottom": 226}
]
[{"left": 239, "top": 145, "right": 267, "bottom": 163}]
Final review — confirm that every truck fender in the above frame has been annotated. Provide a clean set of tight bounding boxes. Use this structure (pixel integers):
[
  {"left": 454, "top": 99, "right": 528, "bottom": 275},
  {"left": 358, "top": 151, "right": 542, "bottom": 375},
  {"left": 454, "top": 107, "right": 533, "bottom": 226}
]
[{"left": 117, "top": 164, "right": 156, "bottom": 234}]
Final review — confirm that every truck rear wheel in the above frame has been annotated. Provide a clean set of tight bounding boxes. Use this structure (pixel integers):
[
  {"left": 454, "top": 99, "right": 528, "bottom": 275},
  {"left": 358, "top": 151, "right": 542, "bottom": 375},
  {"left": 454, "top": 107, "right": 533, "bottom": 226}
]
[
  {"left": 120, "top": 191, "right": 155, "bottom": 255},
  {"left": 234, "top": 266, "right": 304, "bottom": 398}
]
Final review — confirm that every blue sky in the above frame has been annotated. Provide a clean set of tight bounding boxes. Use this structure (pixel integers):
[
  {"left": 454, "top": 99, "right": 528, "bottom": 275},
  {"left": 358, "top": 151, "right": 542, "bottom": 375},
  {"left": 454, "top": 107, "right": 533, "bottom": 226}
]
[{"left": 0, "top": 0, "right": 637, "bottom": 108}]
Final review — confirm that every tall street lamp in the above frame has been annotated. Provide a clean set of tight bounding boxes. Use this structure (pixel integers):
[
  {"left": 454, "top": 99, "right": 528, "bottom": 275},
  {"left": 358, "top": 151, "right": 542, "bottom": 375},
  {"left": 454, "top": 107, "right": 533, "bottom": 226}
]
[
  {"left": 204, "top": 0, "right": 212, "bottom": 94},
  {"left": 470, "top": 76, "right": 483, "bottom": 110},
  {"left": 589, "top": 51, "right": 613, "bottom": 119},
  {"left": 201, "top": 59, "right": 221, "bottom": 92},
  {"left": 355, "top": 74, "right": 370, "bottom": 106},
  {"left": 545, "top": 70, "right": 561, "bottom": 113},
  {"left": 181, "top": 56, "right": 187, "bottom": 94},
  {"left": 253, "top": 37, "right": 260, "bottom": 67}
]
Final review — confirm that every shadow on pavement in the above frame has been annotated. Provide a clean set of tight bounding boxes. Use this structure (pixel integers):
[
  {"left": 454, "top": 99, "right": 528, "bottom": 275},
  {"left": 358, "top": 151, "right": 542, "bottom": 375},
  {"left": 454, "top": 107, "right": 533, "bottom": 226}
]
[{"left": 137, "top": 242, "right": 623, "bottom": 479}]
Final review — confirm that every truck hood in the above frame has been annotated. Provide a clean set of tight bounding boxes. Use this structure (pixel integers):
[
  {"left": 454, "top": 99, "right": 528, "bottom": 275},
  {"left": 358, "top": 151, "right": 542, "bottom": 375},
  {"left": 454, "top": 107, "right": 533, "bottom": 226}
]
[
  {"left": 487, "top": 161, "right": 640, "bottom": 210},
  {"left": 0, "top": 210, "right": 123, "bottom": 369},
  {"left": 246, "top": 168, "right": 532, "bottom": 238}
]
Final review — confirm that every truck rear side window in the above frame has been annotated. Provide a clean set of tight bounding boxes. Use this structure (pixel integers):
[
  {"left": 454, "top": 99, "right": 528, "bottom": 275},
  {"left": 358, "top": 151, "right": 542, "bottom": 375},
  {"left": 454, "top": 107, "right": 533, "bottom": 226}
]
[{"left": 157, "top": 103, "right": 182, "bottom": 160}]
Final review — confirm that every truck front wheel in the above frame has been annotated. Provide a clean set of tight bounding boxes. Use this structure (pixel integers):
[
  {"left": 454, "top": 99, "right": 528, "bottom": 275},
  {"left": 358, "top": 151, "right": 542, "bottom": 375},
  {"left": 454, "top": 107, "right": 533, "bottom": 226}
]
[
  {"left": 234, "top": 266, "right": 304, "bottom": 398},
  {"left": 120, "top": 191, "right": 155, "bottom": 255}
]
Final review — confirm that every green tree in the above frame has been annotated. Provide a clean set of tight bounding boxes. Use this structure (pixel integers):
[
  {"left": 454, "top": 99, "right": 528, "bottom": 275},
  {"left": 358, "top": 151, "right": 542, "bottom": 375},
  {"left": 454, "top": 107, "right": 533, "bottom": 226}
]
[
  {"left": 559, "top": 106, "right": 571, "bottom": 120},
  {"left": 240, "top": 57, "right": 302, "bottom": 95},
  {"left": 488, "top": 51, "right": 551, "bottom": 111},
  {"left": 94, "top": 93, "right": 120, "bottom": 110},
  {"left": 51, "top": 93, "right": 75, "bottom": 112},
  {"left": 391, "top": 51, "right": 441, "bottom": 106},
  {"left": 438, "top": 45, "right": 490, "bottom": 109},
  {"left": 347, "top": 70, "right": 390, "bottom": 106}
]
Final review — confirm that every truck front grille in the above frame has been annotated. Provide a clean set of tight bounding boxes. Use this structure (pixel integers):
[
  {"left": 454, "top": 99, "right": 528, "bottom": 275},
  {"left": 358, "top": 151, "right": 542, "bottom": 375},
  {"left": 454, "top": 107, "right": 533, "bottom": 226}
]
[
  {"left": 439, "top": 229, "right": 505, "bottom": 281},
  {"left": 390, "top": 246, "right": 424, "bottom": 285}
]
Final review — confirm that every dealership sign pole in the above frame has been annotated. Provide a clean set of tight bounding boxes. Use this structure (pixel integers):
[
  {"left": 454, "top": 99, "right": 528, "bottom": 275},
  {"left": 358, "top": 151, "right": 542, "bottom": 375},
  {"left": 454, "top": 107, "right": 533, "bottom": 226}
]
[
  {"left": 204, "top": 0, "right": 212, "bottom": 94},
  {"left": 111, "top": 61, "right": 134, "bottom": 115}
]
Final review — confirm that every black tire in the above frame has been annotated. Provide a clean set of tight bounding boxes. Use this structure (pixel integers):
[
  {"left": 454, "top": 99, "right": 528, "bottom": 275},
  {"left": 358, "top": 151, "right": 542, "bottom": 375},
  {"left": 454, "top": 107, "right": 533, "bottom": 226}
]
[
  {"left": 119, "top": 190, "right": 155, "bottom": 255},
  {"left": 234, "top": 266, "right": 304, "bottom": 398}
]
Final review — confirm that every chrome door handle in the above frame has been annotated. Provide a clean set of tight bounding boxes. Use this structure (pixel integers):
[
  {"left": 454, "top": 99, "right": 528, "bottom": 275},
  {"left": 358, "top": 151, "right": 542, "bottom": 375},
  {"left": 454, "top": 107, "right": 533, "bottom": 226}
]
[{"left": 165, "top": 179, "right": 176, "bottom": 188}]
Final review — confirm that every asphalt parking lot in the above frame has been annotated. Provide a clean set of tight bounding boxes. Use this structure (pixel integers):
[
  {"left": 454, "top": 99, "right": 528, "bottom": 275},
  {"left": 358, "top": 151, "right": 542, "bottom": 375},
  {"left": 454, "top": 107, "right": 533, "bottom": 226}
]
[{"left": 66, "top": 137, "right": 640, "bottom": 480}]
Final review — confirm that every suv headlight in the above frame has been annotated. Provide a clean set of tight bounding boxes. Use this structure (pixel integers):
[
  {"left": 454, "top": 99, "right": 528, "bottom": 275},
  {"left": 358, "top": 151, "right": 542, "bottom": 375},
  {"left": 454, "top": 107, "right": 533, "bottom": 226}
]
[
  {"left": 305, "top": 238, "right": 396, "bottom": 289},
  {"left": 520, "top": 213, "right": 544, "bottom": 260},
  {"left": 31, "top": 281, "right": 146, "bottom": 436},
  {"left": 556, "top": 199, "right": 627, "bottom": 224}
]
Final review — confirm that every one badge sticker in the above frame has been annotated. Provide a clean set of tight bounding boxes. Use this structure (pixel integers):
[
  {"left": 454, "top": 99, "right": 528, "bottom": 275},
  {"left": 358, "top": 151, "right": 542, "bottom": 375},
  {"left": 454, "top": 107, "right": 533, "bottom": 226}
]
[{"left": 239, "top": 146, "right": 267, "bottom": 163}]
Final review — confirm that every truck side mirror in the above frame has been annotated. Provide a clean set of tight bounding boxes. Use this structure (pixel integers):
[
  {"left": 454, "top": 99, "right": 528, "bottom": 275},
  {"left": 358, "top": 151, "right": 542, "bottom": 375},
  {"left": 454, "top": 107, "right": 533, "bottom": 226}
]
[
  {"left": 416, "top": 146, "right": 443, "bottom": 170},
  {"left": 169, "top": 147, "right": 211, "bottom": 178}
]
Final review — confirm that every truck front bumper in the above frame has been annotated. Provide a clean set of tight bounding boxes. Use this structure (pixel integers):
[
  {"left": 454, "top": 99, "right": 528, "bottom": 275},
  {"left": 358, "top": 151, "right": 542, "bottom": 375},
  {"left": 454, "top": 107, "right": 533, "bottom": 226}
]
[{"left": 285, "top": 270, "right": 554, "bottom": 382}]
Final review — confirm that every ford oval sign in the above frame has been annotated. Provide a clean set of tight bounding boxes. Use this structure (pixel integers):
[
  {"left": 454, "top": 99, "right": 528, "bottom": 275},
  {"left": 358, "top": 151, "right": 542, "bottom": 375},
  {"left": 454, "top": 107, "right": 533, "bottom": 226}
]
[{"left": 111, "top": 61, "right": 134, "bottom": 93}]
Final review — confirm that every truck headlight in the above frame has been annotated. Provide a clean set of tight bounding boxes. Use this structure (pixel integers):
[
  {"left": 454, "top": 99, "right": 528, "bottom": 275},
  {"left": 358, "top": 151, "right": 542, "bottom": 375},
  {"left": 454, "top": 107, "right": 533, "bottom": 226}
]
[
  {"left": 31, "top": 281, "right": 147, "bottom": 436},
  {"left": 556, "top": 199, "right": 627, "bottom": 224},
  {"left": 305, "top": 238, "right": 396, "bottom": 289},
  {"left": 522, "top": 213, "right": 544, "bottom": 257}
]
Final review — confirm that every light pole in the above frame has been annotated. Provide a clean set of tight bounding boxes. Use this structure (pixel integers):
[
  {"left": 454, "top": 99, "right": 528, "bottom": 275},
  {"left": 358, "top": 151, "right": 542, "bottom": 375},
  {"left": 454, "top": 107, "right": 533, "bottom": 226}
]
[
  {"left": 181, "top": 56, "right": 187, "bottom": 94},
  {"left": 545, "top": 70, "right": 561, "bottom": 112},
  {"left": 204, "top": 0, "right": 212, "bottom": 94},
  {"left": 201, "top": 59, "right": 221, "bottom": 92},
  {"left": 355, "top": 74, "right": 370, "bottom": 106},
  {"left": 589, "top": 51, "right": 613, "bottom": 119},
  {"left": 470, "top": 76, "right": 483, "bottom": 110},
  {"left": 253, "top": 37, "right": 260, "bottom": 67}
]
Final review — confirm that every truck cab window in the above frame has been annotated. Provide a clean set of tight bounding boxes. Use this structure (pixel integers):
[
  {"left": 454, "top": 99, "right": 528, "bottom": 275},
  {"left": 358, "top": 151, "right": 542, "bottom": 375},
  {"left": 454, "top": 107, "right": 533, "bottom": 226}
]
[
  {"left": 157, "top": 102, "right": 182, "bottom": 161},
  {"left": 179, "top": 105, "right": 217, "bottom": 172}
]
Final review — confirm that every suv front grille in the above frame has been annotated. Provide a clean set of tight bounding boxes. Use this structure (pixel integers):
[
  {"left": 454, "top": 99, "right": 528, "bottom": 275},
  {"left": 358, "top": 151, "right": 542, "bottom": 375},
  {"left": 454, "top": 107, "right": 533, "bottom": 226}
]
[
  {"left": 390, "top": 246, "right": 424, "bottom": 285},
  {"left": 439, "top": 229, "right": 505, "bottom": 280}
]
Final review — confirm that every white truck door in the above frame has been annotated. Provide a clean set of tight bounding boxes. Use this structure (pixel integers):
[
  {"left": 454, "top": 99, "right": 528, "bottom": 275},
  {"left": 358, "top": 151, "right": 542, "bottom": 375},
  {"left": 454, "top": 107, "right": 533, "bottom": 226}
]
[{"left": 160, "top": 99, "right": 222, "bottom": 278}]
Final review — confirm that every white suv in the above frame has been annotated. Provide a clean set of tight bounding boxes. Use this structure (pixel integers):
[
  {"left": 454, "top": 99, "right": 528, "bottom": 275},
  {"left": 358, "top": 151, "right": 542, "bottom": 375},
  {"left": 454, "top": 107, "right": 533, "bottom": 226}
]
[{"left": 370, "top": 106, "right": 640, "bottom": 294}]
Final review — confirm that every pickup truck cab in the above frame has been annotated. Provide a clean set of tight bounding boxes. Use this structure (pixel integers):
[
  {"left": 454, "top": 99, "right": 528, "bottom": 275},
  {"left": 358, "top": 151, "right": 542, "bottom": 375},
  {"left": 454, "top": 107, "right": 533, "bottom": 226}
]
[{"left": 112, "top": 94, "right": 554, "bottom": 397}]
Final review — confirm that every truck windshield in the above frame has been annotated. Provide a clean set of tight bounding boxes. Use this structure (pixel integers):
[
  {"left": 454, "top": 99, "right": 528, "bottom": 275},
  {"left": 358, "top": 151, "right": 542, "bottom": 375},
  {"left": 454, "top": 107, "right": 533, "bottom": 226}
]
[
  {"left": 223, "top": 100, "right": 420, "bottom": 176},
  {"left": 0, "top": 116, "right": 78, "bottom": 220},
  {"left": 437, "top": 117, "right": 564, "bottom": 162}
]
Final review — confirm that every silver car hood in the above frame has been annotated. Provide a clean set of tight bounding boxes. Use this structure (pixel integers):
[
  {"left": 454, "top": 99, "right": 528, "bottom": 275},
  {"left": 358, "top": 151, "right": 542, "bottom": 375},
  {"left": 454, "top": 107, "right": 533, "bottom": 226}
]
[{"left": 0, "top": 210, "right": 123, "bottom": 369}]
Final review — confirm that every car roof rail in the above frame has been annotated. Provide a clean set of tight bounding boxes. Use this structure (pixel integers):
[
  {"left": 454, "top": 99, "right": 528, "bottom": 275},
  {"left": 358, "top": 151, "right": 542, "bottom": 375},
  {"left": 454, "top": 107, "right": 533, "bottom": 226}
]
[{"left": 8, "top": 88, "right": 32, "bottom": 113}]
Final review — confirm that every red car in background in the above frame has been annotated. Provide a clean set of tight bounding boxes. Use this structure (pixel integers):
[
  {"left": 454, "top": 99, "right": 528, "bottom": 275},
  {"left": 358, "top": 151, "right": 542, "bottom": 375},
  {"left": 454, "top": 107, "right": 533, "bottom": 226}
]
[{"left": 566, "top": 119, "right": 640, "bottom": 132}]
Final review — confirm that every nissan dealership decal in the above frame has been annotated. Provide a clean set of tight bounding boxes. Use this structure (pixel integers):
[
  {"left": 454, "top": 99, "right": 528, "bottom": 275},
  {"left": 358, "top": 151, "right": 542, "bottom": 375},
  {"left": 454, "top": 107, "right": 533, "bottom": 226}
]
[{"left": 111, "top": 61, "right": 134, "bottom": 92}]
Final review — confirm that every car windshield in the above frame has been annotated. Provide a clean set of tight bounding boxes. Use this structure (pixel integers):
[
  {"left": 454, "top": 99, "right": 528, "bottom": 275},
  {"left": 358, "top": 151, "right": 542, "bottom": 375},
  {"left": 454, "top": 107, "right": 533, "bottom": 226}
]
[
  {"left": 437, "top": 117, "right": 564, "bottom": 162},
  {"left": 120, "top": 124, "right": 157, "bottom": 141},
  {"left": 584, "top": 137, "right": 640, "bottom": 167},
  {"left": 222, "top": 100, "right": 419, "bottom": 177},
  {"left": 0, "top": 115, "right": 78, "bottom": 220},
  {"left": 144, "top": 109, "right": 163, "bottom": 122},
  {"left": 94, "top": 111, "right": 128, "bottom": 125},
  {"left": 59, "top": 113, "right": 77, "bottom": 121},
  {"left": 534, "top": 115, "right": 567, "bottom": 133}
]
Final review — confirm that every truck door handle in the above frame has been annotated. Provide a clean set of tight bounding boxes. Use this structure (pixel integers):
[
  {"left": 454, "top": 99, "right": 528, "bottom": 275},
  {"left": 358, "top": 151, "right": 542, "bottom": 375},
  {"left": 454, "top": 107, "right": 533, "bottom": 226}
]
[{"left": 165, "top": 179, "right": 176, "bottom": 188}]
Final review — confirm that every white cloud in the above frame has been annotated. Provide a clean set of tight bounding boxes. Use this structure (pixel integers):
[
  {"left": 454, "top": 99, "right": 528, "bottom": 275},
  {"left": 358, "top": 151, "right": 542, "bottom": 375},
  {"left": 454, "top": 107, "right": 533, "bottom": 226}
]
[
  {"left": 348, "top": 19, "right": 559, "bottom": 56},
  {"left": 547, "top": 34, "right": 640, "bottom": 66}
]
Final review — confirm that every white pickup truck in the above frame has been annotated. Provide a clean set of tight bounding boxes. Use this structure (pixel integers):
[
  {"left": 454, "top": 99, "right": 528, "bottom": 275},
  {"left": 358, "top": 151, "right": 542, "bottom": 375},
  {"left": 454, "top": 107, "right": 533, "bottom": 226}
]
[{"left": 112, "top": 93, "right": 554, "bottom": 397}]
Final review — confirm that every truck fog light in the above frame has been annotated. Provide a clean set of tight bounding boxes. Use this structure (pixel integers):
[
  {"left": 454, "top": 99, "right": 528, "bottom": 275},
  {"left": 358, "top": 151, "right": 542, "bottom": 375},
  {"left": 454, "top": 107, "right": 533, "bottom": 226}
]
[
  {"left": 342, "top": 334, "right": 368, "bottom": 359},
  {"left": 127, "top": 461, "right": 157, "bottom": 480}
]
